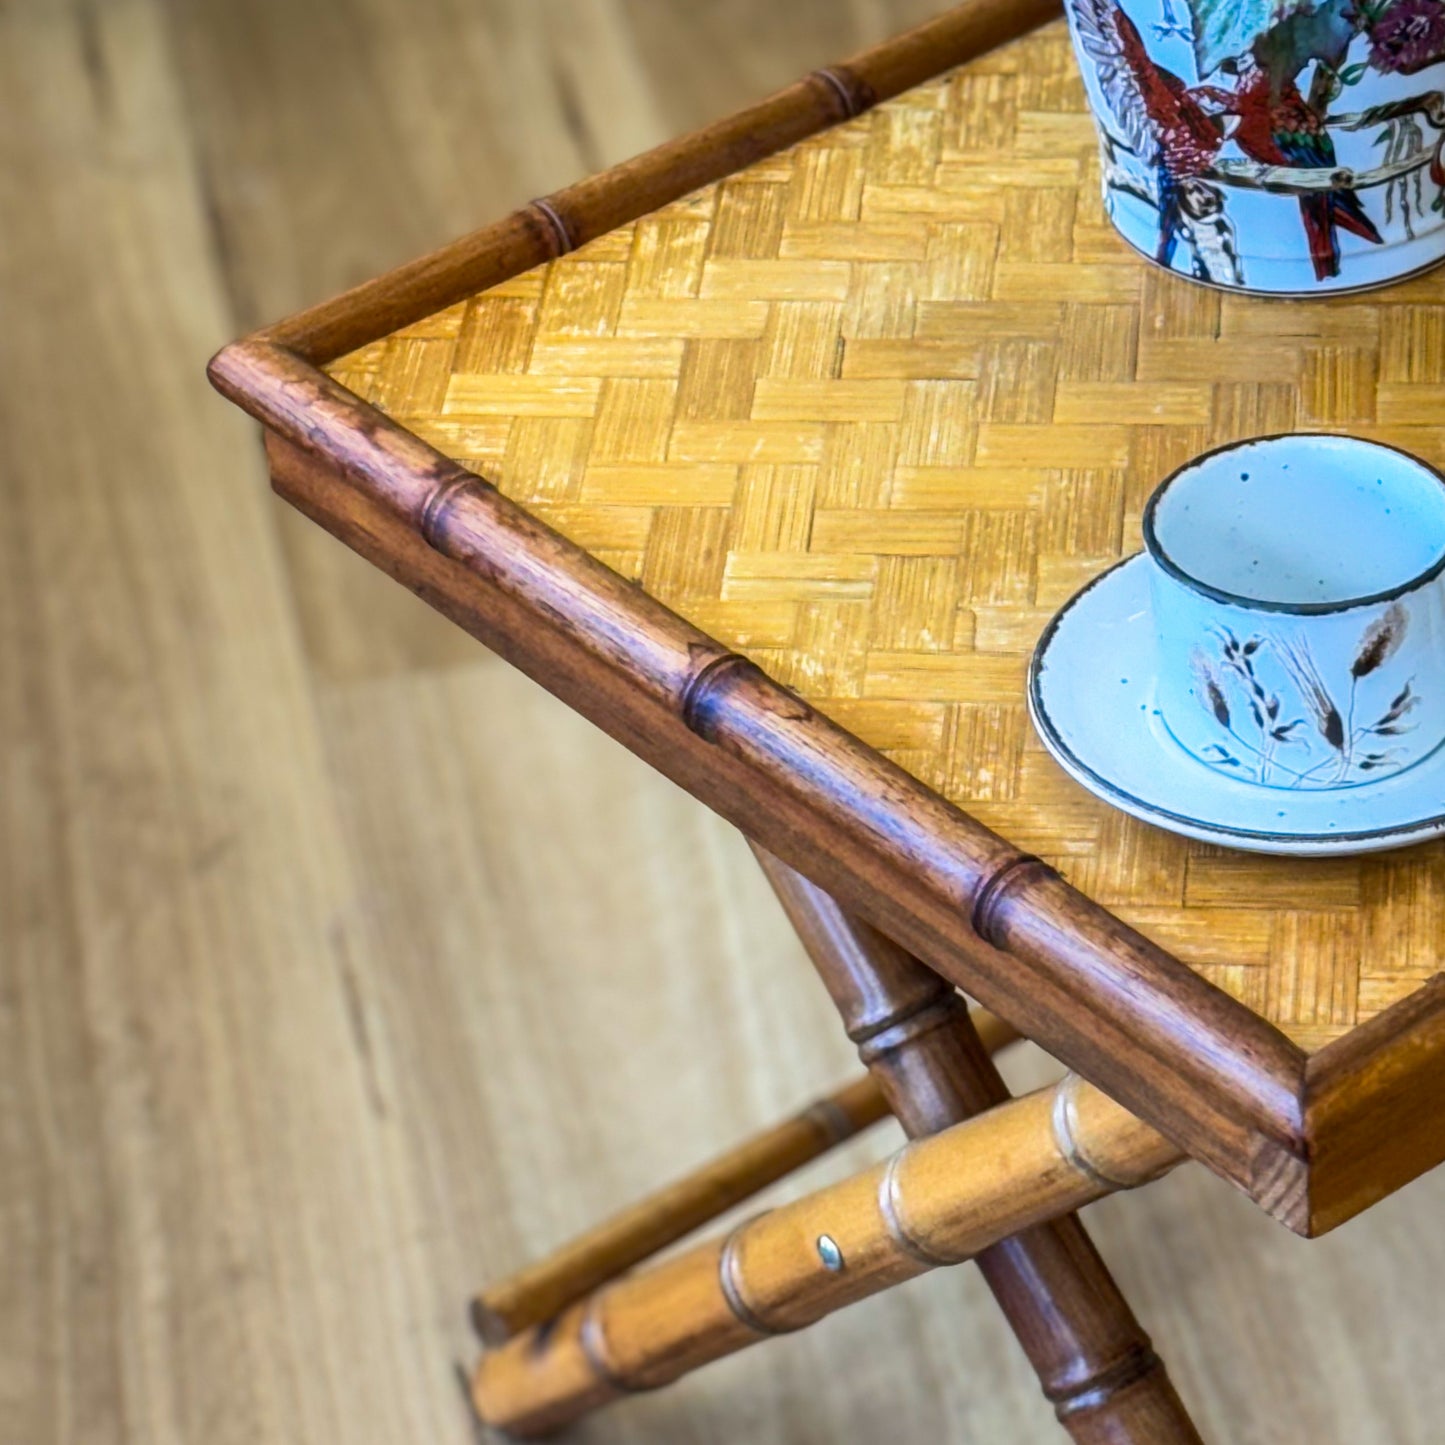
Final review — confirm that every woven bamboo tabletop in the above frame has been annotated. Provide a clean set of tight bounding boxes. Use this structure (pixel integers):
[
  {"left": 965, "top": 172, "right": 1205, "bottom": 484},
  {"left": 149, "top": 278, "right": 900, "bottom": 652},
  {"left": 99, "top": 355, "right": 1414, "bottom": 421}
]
[{"left": 327, "top": 20, "right": 1445, "bottom": 1052}]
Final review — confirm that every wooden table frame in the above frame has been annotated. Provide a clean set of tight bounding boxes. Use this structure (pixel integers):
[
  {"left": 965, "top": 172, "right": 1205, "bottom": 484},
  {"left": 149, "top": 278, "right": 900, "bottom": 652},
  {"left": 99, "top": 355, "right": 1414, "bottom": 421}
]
[{"left": 208, "top": 0, "right": 1445, "bottom": 1436}]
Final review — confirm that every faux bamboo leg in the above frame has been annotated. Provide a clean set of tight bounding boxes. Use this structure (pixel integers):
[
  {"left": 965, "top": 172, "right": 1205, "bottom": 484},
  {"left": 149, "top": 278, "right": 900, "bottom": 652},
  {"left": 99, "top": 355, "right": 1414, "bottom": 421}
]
[
  {"left": 471, "top": 1075, "right": 1182, "bottom": 1435},
  {"left": 473, "top": 1009, "right": 1020, "bottom": 1343},
  {"left": 755, "top": 851, "right": 1205, "bottom": 1445}
]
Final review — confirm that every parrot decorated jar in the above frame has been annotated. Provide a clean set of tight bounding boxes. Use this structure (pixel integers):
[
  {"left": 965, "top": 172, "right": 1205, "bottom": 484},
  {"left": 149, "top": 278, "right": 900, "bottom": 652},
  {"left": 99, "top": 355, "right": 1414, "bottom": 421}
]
[{"left": 1064, "top": 0, "right": 1445, "bottom": 293}]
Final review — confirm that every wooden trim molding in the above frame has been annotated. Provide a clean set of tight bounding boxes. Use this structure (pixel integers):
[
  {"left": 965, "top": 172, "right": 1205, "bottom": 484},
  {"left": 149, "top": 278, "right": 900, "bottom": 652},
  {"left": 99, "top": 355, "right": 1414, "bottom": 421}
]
[
  {"left": 206, "top": 0, "right": 1445, "bottom": 1237},
  {"left": 208, "top": 337, "right": 1445, "bottom": 1236},
  {"left": 260, "top": 0, "right": 1064, "bottom": 364},
  {"left": 1304, "top": 974, "right": 1445, "bottom": 1233}
]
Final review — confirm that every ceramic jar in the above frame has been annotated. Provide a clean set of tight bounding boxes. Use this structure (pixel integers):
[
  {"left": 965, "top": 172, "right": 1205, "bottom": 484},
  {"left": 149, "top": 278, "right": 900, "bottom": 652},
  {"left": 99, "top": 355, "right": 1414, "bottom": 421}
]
[
  {"left": 1064, "top": 0, "right": 1445, "bottom": 293},
  {"left": 1144, "top": 435, "right": 1445, "bottom": 789}
]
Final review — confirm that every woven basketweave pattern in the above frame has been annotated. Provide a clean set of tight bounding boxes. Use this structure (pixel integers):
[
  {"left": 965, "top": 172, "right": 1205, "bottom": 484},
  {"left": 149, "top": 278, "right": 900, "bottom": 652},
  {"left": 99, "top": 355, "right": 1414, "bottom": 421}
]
[{"left": 329, "top": 22, "right": 1445, "bottom": 1049}]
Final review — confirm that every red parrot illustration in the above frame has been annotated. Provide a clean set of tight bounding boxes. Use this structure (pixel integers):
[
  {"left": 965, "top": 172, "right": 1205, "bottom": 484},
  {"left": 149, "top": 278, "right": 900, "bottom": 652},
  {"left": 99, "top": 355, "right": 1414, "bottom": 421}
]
[
  {"left": 1212, "top": 64, "right": 1385, "bottom": 280},
  {"left": 1072, "top": 0, "right": 1229, "bottom": 267}
]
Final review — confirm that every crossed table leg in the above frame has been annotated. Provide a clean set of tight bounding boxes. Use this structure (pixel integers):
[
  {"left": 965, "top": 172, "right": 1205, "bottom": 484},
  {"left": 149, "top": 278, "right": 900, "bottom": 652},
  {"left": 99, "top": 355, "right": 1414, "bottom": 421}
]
[{"left": 470, "top": 853, "right": 1202, "bottom": 1442}]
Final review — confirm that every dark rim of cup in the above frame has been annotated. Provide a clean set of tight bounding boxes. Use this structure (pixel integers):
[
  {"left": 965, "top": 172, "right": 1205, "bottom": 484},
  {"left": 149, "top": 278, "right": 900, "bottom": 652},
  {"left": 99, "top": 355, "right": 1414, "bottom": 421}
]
[{"left": 1141, "top": 432, "right": 1445, "bottom": 616}]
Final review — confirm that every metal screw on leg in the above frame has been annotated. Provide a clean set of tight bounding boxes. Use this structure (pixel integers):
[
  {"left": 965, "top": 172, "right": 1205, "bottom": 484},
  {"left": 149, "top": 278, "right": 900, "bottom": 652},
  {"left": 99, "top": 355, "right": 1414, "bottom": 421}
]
[{"left": 816, "top": 1235, "right": 845, "bottom": 1272}]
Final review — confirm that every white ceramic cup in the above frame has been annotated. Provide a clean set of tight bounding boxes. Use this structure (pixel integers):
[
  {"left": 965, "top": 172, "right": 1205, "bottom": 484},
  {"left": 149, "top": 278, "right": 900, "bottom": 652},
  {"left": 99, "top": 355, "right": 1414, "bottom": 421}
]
[
  {"left": 1144, "top": 434, "right": 1445, "bottom": 790},
  {"left": 1064, "top": 0, "right": 1445, "bottom": 295}
]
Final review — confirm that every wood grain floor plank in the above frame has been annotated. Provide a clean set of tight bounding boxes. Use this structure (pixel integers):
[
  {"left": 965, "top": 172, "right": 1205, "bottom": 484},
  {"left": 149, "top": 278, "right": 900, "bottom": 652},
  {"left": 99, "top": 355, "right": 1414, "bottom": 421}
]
[
  {"left": 162, "top": 0, "right": 955, "bottom": 683},
  {"left": 161, "top": 0, "right": 599, "bottom": 679},
  {"left": 2, "top": 3, "right": 446, "bottom": 1441},
  {"left": 298, "top": 660, "right": 1082, "bottom": 1444}
]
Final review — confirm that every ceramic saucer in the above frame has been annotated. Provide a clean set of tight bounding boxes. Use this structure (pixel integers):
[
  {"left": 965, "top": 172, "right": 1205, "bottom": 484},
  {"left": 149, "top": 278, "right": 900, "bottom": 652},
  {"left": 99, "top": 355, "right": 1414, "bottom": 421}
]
[{"left": 1028, "top": 556, "right": 1445, "bottom": 856}]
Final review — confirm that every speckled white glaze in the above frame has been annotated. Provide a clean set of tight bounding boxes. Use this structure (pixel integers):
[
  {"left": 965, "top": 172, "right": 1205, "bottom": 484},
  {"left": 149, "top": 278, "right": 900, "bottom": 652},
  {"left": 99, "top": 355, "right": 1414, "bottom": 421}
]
[
  {"left": 1144, "top": 435, "right": 1445, "bottom": 791},
  {"left": 1029, "top": 557, "right": 1445, "bottom": 856}
]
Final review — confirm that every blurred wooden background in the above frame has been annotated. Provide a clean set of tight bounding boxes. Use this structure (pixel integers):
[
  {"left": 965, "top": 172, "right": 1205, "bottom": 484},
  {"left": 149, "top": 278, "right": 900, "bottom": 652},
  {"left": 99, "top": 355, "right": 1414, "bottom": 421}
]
[{"left": 4, "top": 2, "right": 1444, "bottom": 1442}]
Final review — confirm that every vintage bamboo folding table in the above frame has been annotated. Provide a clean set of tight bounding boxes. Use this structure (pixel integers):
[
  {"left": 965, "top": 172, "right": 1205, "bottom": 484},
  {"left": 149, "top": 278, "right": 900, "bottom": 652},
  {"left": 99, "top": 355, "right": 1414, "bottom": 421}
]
[{"left": 209, "top": 1, "right": 1445, "bottom": 1438}]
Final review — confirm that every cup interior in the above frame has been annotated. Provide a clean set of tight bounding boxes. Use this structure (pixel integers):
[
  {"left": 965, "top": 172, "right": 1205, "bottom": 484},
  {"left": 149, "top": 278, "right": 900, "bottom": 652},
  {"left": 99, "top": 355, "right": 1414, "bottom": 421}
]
[{"left": 1144, "top": 436, "right": 1445, "bottom": 610}]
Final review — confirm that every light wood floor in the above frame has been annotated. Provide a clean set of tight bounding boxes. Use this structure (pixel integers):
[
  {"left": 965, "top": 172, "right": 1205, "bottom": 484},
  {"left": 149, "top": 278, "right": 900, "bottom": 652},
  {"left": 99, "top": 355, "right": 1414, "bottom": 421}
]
[{"left": 4, "top": 2, "right": 1444, "bottom": 1442}]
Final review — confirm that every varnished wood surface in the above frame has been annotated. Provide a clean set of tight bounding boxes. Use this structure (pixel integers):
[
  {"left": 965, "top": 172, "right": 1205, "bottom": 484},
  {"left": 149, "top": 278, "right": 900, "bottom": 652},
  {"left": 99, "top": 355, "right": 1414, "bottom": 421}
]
[
  {"left": 473, "top": 1077, "right": 1183, "bottom": 1435},
  {"left": 206, "top": 1, "right": 1445, "bottom": 1225},
  {"left": 472, "top": 1009, "right": 1021, "bottom": 1345},
  {"left": 753, "top": 853, "right": 1202, "bottom": 1444},
  {"left": 328, "top": 21, "right": 1445, "bottom": 1055},
  {"left": 9, "top": 1, "right": 1445, "bottom": 1442},
  {"left": 233, "top": 346, "right": 1311, "bottom": 1222}
]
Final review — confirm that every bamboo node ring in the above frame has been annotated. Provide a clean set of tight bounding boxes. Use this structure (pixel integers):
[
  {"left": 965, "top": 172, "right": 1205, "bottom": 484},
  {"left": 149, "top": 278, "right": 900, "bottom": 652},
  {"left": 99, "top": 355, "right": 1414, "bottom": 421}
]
[
  {"left": 856, "top": 995, "right": 961, "bottom": 1062},
  {"left": 969, "top": 853, "right": 1055, "bottom": 945},
  {"left": 811, "top": 65, "right": 877, "bottom": 120},
  {"left": 718, "top": 1217, "right": 789, "bottom": 1336},
  {"left": 1052, "top": 1074, "right": 1146, "bottom": 1193},
  {"left": 879, "top": 1150, "right": 965, "bottom": 1267},
  {"left": 800, "top": 1097, "right": 862, "bottom": 1146},
  {"left": 1049, "top": 1341, "right": 1164, "bottom": 1418},
  {"left": 527, "top": 196, "right": 577, "bottom": 256},
  {"left": 577, "top": 1298, "right": 642, "bottom": 1395},
  {"left": 419, "top": 472, "right": 481, "bottom": 548},
  {"left": 679, "top": 651, "right": 762, "bottom": 739}
]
